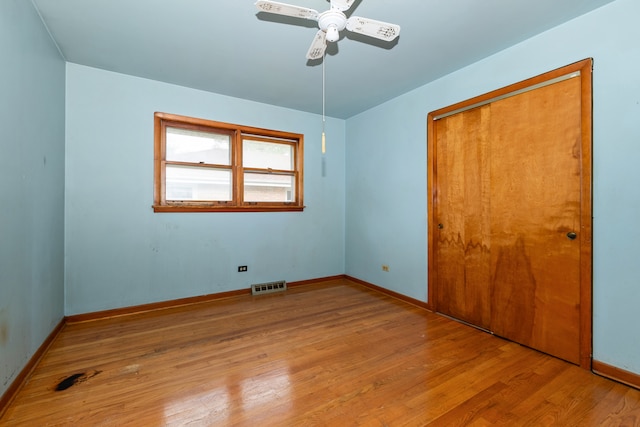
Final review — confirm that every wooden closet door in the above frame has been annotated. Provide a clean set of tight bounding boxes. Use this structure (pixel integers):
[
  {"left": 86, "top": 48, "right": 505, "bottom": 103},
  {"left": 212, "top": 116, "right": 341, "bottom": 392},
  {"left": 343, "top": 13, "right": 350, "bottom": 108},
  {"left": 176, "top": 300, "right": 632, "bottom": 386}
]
[
  {"left": 489, "top": 77, "right": 582, "bottom": 364},
  {"left": 429, "top": 60, "right": 592, "bottom": 367},
  {"left": 434, "top": 106, "right": 492, "bottom": 330}
]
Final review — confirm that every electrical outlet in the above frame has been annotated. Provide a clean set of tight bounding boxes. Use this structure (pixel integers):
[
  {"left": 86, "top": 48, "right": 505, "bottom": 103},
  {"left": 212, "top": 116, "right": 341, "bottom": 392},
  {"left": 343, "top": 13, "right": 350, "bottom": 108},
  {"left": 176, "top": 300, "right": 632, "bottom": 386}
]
[
  {"left": 382, "top": 265, "right": 389, "bottom": 272},
  {"left": 238, "top": 266, "right": 248, "bottom": 272}
]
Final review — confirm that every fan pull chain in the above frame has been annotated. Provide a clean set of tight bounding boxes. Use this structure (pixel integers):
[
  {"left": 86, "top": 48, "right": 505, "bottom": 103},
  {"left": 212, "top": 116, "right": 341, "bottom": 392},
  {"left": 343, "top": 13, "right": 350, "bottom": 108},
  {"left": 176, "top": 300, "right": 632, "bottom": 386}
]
[{"left": 322, "top": 53, "right": 326, "bottom": 154}]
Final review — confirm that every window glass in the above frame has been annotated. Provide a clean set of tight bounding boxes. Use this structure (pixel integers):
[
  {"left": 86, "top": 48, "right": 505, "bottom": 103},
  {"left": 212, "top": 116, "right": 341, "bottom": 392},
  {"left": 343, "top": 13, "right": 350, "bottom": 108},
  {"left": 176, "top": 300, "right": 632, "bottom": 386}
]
[
  {"left": 243, "top": 139, "right": 293, "bottom": 170},
  {"left": 244, "top": 173, "right": 295, "bottom": 202},
  {"left": 166, "top": 165, "right": 232, "bottom": 201},
  {"left": 166, "top": 127, "right": 230, "bottom": 165}
]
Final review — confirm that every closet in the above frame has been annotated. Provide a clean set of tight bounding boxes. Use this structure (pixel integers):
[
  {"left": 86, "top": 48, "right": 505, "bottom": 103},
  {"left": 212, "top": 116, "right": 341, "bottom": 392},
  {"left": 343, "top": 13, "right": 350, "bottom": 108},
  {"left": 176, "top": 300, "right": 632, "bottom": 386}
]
[{"left": 427, "top": 59, "right": 592, "bottom": 367}]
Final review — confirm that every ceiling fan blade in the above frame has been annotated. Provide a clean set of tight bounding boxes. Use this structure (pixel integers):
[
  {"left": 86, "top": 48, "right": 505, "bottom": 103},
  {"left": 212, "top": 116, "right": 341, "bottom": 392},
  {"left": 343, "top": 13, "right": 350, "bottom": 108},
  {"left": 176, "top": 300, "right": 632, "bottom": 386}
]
[
  {"left": 345, "top": 16, "right": 400, "bottom": 41},
  {"left": 329, "top": 0, "right": 356, "bottom": 12},
  {"left": 255, "top": 0, "right": 319, "bottom": 20},
  {"left": 306, "top": 30, "right": 327, "bottom": 60}
]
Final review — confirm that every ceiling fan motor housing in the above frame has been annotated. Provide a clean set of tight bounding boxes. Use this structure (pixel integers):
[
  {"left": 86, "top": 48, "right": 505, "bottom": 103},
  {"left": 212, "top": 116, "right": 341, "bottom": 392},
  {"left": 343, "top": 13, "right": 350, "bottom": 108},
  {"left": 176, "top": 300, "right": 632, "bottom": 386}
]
[{"left": 318, "top": 10, "right": 347, "bottom": 42}]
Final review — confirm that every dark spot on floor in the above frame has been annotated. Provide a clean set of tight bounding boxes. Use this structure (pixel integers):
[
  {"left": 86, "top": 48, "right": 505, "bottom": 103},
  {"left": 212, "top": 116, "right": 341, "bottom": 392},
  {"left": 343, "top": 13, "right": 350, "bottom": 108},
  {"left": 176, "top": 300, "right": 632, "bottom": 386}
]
[
  {"left": 55, "top": 370, "right": 102, "bottom": 391},
  {"left": 55, "top": 373, "right": 85, "bottom": 391}
]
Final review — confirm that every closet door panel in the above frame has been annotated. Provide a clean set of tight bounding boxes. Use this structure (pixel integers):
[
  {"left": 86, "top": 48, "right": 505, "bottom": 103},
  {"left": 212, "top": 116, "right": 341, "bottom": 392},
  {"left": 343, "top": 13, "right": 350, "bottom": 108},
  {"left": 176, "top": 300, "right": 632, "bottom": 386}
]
[
  {"left": 488, "top": 77, "right": 582, "bottom": 364},
  {"left": 434, "top": 106, "right": 492, "bottom": 330}
]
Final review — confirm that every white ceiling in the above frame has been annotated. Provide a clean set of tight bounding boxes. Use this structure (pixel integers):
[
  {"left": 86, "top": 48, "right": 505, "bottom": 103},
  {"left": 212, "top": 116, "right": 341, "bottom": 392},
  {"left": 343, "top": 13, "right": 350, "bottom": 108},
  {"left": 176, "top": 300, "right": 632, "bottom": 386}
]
[{"left": 32, "top": 0, "right": 615, "bottom": 119}]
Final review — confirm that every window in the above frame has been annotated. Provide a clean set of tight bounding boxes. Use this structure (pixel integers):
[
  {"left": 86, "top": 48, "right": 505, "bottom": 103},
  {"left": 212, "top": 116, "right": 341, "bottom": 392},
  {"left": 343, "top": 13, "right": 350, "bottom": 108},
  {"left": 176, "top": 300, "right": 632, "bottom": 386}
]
[{"left": 154, "top": 112, "right": 304, "bottom": 212}]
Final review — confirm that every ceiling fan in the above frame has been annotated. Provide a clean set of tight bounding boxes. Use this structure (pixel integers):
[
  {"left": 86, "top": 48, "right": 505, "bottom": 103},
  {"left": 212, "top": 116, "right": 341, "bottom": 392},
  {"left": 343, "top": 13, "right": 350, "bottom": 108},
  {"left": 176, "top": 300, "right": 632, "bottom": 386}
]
[{"left": 255, "top": 0, "right": 401, "bottom": 60}]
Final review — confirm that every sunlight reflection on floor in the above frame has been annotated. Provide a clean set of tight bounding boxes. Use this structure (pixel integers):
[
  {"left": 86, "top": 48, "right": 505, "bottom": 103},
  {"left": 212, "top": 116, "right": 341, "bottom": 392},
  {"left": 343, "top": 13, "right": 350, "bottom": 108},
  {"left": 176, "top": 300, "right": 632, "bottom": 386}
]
[{"left": 163, "top": 363, "right": 292, "bottom": 424}]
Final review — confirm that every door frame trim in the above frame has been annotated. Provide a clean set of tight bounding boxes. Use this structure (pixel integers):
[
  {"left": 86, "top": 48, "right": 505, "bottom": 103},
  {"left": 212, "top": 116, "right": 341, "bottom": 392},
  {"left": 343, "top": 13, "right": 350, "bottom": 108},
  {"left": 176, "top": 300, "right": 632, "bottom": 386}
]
[{"left": 426, "top": 58, "right": 593, "bottom": 369}]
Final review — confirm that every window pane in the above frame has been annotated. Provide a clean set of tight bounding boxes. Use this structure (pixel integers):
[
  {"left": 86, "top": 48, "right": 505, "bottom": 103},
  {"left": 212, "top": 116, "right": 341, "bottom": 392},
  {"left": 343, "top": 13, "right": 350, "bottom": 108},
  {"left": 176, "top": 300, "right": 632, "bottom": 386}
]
[
  {"left": 243, "top": 139, "right": 293, "bottom": 170},
  {"left": 167, "top": 127, "right": 230, "bottom": 165},
  {"left": 244, "top": 173, "right": 295, "bottom": 202},
  {"left": 166, "top": 165, "right": 231, "bottom": 201}
]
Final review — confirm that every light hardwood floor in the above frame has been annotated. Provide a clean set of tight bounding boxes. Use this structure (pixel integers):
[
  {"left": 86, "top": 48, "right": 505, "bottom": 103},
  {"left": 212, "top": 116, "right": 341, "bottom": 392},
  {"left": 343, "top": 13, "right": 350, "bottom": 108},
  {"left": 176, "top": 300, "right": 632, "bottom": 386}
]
[{"left": 2, "top": 278, "right": 640, "bottom": 426}]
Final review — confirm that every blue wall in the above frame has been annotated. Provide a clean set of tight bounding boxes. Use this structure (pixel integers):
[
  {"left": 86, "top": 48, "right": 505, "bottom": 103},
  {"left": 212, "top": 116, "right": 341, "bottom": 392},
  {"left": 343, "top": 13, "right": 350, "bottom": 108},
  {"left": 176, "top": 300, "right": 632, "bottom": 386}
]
[
  {"left": 64, "top": 64, "right": 346, "bottom": 315},
  {"left": 345, "top": 0, "right": 640, "bottom": 374},
  {"left": 0, "top": 0, "right": 65, "bottom": 397}
]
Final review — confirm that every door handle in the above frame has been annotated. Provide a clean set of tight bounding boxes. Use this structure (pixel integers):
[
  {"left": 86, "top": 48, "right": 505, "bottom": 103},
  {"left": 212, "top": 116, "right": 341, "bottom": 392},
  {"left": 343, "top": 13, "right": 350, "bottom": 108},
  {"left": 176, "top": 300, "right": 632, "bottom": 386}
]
[{"left": 566, "top": 231, "right": 577, "bottom": 240}]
